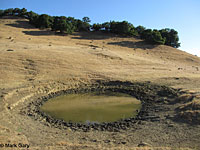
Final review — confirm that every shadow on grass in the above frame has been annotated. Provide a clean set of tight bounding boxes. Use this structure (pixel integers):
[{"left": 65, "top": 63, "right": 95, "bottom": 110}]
[
  {"left": 71, "top": 31, "right": 115, "bottom": 40},
  {"left": 22, "top": 30, "right": 56, "bottom": 36},
  {"left": 1, "top": 16, "right": 24, "bottom": 19},
  {"left": 6, "top": 20, "right": 36, "bottom": 29},
  {"left": 107, "top": 41, "right": 158, "bottom": 50}
]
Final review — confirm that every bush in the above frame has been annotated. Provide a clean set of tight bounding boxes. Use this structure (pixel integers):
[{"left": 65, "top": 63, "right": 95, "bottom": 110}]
[
  {"left": 136, "top": 25, "right": 145, "bottom": 36},
  {"left": 110, "top": 21, "right": 137, "bottom": 36},
  {"left": 1, "top": 8, "right": 27, "bottom": 17},
  {"left": 82, "top": 17, "right": 91, "bottom": 23},
  {"left": 151, "top": 30, "right": 166, "bottom": 44},
  {"left": 75, "top": 18, "right": 90, "bottom": 31},
  {"left": 102, "top": 22, "right": 110, "bottom": 32},
  {"left": 36, "top": 14, "right": 53, "bottom": 28},
  {"left": 52, "top": 16, "right": 74, "bottom": 34},
  {"left": 0, "top": 10, "right": 4, "bottom": 17},
  {"left": 159, "top": 28, "right": 180, "bottom": 48},
  {"left": 3, "top": 8, "right": 14, "bottom": 16},
  {"left": 91, "top": 23, "right": 102, "bottom": 31},
  {"left": 19, "top": 8, "right": 27, "bottom": 17},
  {"left": 13, "top": 8, "right": 20, "bottom": 16},
  {"left": 0, "top": 7, "right": 181, "bottom": 48},
  {"left": 141, "top": 29, "right": 165, "bottom": 45},
  {"left": 27, "top": 11, "right": 39, "bottom": 25},
  {"left": 141, "top": 29, "right": 153, "bottom": 40}
]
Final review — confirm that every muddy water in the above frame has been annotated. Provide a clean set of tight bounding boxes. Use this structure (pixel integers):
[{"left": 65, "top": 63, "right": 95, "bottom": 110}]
[{"left": 41, "top": 92, "right": 141, "bottom": 123}]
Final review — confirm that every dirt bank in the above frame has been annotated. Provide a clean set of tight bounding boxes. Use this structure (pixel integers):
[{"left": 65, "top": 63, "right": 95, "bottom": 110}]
[{"left": 21, "top": 81, "right": 180, "bottom": 132}]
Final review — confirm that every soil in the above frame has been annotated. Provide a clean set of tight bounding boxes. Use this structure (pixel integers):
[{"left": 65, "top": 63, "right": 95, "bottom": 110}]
[
  {"left": 0, "top": 16, "right": 200, "bottom": 150},
  {"left": 21, "top": 81, "right": 180, "bottom": 131}
]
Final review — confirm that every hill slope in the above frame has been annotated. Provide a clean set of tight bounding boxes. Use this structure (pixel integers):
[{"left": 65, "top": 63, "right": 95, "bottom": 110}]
[
  {"left": 0, "top": 17, "right": 200, "bottom": 149},
  {"left": 0, "top": 17, "right": 199, "bottom": 89}
]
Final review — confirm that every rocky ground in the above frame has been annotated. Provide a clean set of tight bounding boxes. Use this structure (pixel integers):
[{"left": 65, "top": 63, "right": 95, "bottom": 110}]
[{"left": 0, "top": 16, "right": 200, "bottom": 149}]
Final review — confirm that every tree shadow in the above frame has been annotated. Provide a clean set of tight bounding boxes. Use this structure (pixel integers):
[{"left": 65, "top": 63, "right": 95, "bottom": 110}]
[
  {"left": 71, "top": 31, "right": 114, "bottom": 40},
  {"left": 107, "top": 41, "right": 158, "bottom": 50},
  {"left": 22, "top": 30, "right": 55, "bottom": 36},
  {"left": 1, "top": 16, "right": 23, "bottom": 19},
  {"left": 6, "top": 20, "right": 36, "bottom": 29}
]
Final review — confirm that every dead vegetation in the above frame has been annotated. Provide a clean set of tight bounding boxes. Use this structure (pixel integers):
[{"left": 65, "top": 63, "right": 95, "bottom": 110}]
[
  {"left": 0, "top": 17, "right": 200, "bottom": 150},
  {"left": 177, "top": 96, "right": 200, "bottom": 124}
]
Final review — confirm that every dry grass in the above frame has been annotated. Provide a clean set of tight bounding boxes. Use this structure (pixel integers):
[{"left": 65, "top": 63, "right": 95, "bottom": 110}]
[
  {"left": 178, "top": 99, "right": 200, "bottom": 110},
  {"left": 0, "top": 17, "right": 200, "bottom": 90},
  {"left": 178, "top": 98, "right": 200, "bottom": 123},
  {"left": 55, "top": 141, "right": 193, "bottom": 150},
  {"left": 0, "top": 16, "right": 200, "bottom": 150},
  {"left": 176, "top": 94, "right": 193, "bottom": 103}
]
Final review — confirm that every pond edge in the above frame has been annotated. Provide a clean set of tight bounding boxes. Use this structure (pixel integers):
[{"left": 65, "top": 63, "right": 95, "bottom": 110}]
[{"left": 20, "top": 80, "right": 180, "bottom": 132}]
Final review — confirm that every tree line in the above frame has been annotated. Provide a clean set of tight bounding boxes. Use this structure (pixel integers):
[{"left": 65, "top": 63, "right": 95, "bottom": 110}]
[{"left": 0, "top": 8, "right": 180, "bottom": 48}]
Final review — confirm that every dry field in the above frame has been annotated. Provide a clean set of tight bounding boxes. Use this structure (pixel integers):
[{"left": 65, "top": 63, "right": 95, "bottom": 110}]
[{"left": 0, "top": 16, "right": 200, "bottom": 149}]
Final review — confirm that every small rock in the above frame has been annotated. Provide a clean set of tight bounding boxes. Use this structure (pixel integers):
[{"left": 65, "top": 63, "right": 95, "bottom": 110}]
[
  {"left": 151, "top": 118, "right": 160, "bottom": 122},
  {"left": 121, "top": 141, "right": 126, "bottom": 144},
  {"left": 7, "top": 49, "right": 14, "bottom": 52},
  {"left": 104, "top": 140, "right": 110, "bottom": 143},
  {"left": 168, "top": 124, "right": 174, "bottom": 127},
  {"left": 163, "top": 100, "right": 168, "bottom": 104},
  {"left": 138, "top": 141, "right": 152, "bottom": 147},
  {"left": 92, "top": 139, "right": 97, "bottom": 142}
]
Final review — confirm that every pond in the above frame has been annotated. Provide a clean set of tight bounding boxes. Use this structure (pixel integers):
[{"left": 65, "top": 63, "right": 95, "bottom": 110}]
[{"left": 40, "top": 92, "right": 141, "bottom": 124}]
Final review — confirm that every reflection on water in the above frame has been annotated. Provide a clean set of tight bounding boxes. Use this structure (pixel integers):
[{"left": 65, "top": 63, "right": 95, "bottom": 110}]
[{"left": 41, "top": 92, "right": 141, "bottom": 123}]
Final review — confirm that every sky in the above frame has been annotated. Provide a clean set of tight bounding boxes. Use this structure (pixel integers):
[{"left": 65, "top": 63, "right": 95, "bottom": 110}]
[{"left": 0, "top": 0, "right": 200, "bottom": 56}]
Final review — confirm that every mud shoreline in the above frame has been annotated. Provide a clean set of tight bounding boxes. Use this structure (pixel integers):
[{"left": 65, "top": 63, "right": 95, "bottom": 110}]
[{"left": 21, "top": 80, "right": 180, "bottom": 132}]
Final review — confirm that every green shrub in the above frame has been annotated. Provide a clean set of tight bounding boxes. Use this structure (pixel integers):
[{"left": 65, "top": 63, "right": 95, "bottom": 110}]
[
  {"left": 159, "top": 28, "right": 180, "bottom": 48},
  {"left": 0, "top": 8, "right": 181, "bottom": 48},
  {"left": 52, "top": 16, "right": 74, "bottom": 34},
  {"left": 91, "top": 23, "right": 102, "bottom": 31}
]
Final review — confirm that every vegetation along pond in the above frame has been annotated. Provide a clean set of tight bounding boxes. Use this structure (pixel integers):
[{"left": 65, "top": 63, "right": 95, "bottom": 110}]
[{"left": 40, "top": 92, "right": 141, "bottom": 123}]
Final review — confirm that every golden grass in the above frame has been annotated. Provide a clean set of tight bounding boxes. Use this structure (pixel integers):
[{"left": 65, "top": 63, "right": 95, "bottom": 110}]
[
  {"left": 178, "top": 97, "right": 200, "bottom": 123},
  {"left": 56, "top": 141, "right": 193, "bottom": 150},
  {"left": 178, "top": 99, "right": 200, "bottom": 110},
  {"left": 0, "top": 17, "right": 200, "bottom": 150},
  {"left": 176, "top": 94, "right": 193, "bottom": 103}
]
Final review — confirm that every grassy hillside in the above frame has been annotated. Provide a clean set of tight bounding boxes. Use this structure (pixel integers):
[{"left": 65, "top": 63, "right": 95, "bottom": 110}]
[
  {"left": 0, "top": 16, "right": 200, "bottom": 150},
  {"left": 0, "top": 16, "right": 199, "bottom": 89}
]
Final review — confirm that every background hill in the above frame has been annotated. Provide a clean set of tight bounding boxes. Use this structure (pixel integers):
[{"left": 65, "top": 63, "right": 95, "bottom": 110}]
[{"left": 0, "top": 16, "right": 199, "bottom": 90}]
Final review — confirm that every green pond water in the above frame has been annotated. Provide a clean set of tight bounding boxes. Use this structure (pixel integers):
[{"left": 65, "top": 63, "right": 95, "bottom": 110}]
[{"left": 41, "top": 92, "right": 141, "bottom": 123}]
